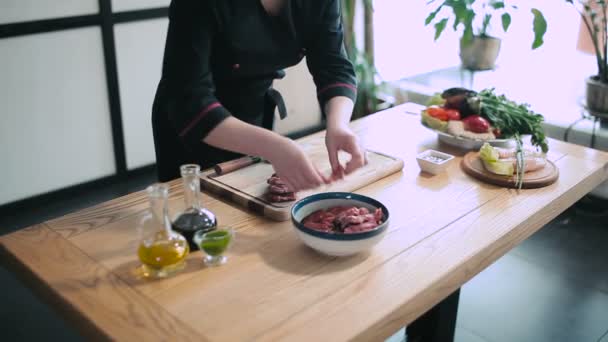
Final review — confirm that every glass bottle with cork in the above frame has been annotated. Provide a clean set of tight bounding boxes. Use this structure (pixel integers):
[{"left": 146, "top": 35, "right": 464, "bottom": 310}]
[
  {"left": 137, "top": 183, "right": 189, "bottom": 278},
  {"left": 173, "top": 164, "right": 217, "bottom": 249}
]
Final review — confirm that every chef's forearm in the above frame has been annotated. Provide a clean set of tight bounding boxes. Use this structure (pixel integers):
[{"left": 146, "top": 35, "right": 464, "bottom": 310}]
[
  {"left": 325, "top": 96, "right": 355, "bottom": 130},
  {"left": 203, "top": 117, "right": 289, "bottom": 160}
]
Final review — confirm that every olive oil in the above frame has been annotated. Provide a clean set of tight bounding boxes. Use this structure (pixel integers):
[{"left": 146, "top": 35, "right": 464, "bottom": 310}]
[
  {"left": 136, "top": 183, "right": 189, "bottom": 279},
  {"left": 138, "top": 232, "right": 189, "bottom": 275}
]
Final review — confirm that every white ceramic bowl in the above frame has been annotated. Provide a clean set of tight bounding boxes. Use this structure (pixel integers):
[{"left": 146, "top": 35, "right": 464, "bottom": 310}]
[
  {"left": 416, "top": 149, "right": 455, "bottom": 175},
  {"left": 290, "top": 192, "right": 389, "bottom": 257}
]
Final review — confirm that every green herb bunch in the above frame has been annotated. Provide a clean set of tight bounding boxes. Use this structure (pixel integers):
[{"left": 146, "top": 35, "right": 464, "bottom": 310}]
[
  {"left": 514, "top": 133, "right": 526, "bottom": 189},
  {"left": 474, "top": 88, "right": 548, "bottom": 153}
]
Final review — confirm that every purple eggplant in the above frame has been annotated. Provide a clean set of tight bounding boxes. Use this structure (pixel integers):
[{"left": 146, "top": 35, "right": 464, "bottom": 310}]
[{"left": 441, "top": 87, "right": 480, "bottom": 117}]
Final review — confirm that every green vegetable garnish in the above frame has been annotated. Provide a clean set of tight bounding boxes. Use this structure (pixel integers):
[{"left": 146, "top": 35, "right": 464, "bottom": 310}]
[
  {"left": 473, "top": 88, "right": 548, "bottom": 153},
  {"left": 479, "top": 143, "right": 514, "bottom": 176},
  {"left": 514, "top": 134, "right": 525, "bottom": 190},
  {"left": 479, "top": 143, "right": 499, "bottom": 162}
]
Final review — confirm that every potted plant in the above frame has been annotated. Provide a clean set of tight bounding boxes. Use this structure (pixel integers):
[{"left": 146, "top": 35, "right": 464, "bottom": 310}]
[
  {"left": 342, "top": 0, "right": 390, "bottom": 118},
  {"left": 570, "top": 0, "right": 608, "bottom": 115},
  {"left": 425, "top": 0, "right": 548, "bottom": 71}
]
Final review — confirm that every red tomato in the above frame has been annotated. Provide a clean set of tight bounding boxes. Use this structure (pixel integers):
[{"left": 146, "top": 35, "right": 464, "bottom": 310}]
[
  {"left": 426, "top": 106, "right": 449, "bottom": 121},
  {"left": 445, "top": 109, "right": 461, "bottom": 120},
  {"left": 462, "top": 115, "right": 490, "bottom": 133}
]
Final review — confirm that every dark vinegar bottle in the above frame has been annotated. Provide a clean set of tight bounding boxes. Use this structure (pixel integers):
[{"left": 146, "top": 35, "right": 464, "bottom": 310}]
[{"left": 172, "top": 164, "right": 217, "bottom": 250}]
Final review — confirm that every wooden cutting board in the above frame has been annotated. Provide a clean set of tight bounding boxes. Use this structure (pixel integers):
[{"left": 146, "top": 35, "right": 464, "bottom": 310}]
[
  {"left": 461, "top": 152, "right": 559, "bottom": 189},
  {"left": 200, "top": 137, "right": 404, "bottom": 221}
]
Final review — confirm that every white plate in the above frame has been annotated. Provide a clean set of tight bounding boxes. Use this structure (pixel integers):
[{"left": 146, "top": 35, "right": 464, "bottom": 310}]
[{"left": 421, "top": 121, "right": 514, "bottom": 150}]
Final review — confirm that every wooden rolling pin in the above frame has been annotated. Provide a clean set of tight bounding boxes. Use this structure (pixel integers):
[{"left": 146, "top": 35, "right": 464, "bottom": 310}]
[{"left": 213, "top": 156, "right": 263, "bottom": 176}]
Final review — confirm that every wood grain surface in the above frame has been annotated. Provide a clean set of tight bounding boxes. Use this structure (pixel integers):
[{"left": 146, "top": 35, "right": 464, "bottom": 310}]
[
  {"left": 200, "top": 141, "right": 404, "bottom": 221},
  {"left": 1, "top": 103, "right": 607, "bottom": 341},
  {"left": 255, "top": 154, "right": 605, "bottom": 342},
  {"left": 461, "top": 151, "right": 559, "bottom": 188},
  {"left": 0, "top": 224, "right": 204, "bottom": 341}
]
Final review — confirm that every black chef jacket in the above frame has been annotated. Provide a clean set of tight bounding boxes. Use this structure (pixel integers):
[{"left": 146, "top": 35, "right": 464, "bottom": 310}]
[{"left": 152, "top": 0, "right": 358, "bottom": 182}]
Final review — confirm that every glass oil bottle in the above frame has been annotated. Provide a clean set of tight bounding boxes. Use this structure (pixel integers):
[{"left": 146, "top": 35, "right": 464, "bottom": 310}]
[
  {"left": 172, "top": 164, "right": 217, "bottom": 250},
  {"left": 137, "top": 183, "right": 189, "bottom": 278}
]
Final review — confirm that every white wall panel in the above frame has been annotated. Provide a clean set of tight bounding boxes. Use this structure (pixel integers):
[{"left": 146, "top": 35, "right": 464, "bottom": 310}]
[
  {"left": 114, "top": 19, "right": 168, "bottom": 169},
  {"left": 112, "top": 0, "right": 170, "bottom": 12},
  {"left": 0, "top": 28, "right": 115, "bottom": 205},
  {"left": 0, "top": 0, "right": 98, "bottom": 25}
]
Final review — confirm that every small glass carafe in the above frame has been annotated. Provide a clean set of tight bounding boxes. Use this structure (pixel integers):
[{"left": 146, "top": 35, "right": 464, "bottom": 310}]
[
  {"left": 136, "top": 183, "right": 189, "bottom": 278},
  {"left": 172, "top": 164, "right": 217, "bottom": 250}
]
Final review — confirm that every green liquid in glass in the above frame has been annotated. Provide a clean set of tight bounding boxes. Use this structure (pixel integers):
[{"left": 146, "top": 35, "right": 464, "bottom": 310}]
[{"left": 200, "top": 230, "right": 231, "bottom": 256}]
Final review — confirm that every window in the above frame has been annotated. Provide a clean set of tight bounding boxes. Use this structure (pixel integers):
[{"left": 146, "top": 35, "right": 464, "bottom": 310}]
[{"left": 373, "top": 0, "right": 592, "bottom": 82}]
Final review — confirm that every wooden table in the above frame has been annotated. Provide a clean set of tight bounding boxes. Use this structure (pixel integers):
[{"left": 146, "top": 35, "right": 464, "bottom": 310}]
[{"left": 2, "top": 104, "right": 607, "bottom": 341}]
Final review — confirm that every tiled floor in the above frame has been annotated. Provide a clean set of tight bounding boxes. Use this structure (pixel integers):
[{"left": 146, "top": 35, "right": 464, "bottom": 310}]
[{"left": 1, "top": 168, "right": 607, "bottom": 342}]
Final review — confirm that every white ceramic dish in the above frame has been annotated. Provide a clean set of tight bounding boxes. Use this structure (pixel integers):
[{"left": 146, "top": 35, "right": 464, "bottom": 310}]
[
  {"left": 290, "top": 192, "right": 389, "bottom": 257},
  {"left": 416, "top": 150, "right": 455, "bottom": 175},
  {"left": 421, "top": 121, "right": 514, "bottom": 150}
]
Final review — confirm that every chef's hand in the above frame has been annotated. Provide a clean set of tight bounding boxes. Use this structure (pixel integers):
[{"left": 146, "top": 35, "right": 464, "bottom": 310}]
[
  {"left": 325, "top": 125, "right": 366, "bottom": 180},
  {"left": 266, "top": 138, "right": 329, "bottom": 192}
]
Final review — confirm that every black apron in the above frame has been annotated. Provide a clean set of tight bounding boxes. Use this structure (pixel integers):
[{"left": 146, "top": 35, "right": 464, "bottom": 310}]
[{"left": 152, "top": 74, "right": 288, "bottom": 182}]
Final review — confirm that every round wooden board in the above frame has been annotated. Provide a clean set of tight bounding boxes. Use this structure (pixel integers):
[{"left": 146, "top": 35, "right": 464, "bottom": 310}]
[{"left": 461, "top": 152, "right": 559, "bottom": 189}]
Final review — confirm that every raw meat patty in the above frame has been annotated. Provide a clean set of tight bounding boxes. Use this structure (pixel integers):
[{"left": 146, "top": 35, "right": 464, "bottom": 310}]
[
  {"left": 302, "top": 206, "right": 384, "bottom": 234},
  {"left": 265, "top": 174, "right": 296, "bottom": 203}
]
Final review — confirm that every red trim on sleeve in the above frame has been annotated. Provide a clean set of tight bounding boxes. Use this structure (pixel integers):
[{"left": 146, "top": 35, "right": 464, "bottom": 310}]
[
  {"left": 179, "top": 102, "right": 222, "bottom": 137},
  {"left": 317, "top": 82, "right": 357, "bottom": 95}
]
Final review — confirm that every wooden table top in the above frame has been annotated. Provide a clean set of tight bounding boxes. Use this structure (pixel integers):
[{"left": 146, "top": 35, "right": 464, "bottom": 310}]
[{"left": 2, "top": 104, "right": 607, "bottom": 342}]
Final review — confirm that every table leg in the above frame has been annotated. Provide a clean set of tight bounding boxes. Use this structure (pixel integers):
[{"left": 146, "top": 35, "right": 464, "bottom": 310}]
[
  {"left": 591, "top": 116, "right": 599, "bottom": 149},
  {"left": 405, "top": 288, "right": 460, "bottom": 342},
  {"left": 563, "top": 116, "right": 585, "bottom": 142}
]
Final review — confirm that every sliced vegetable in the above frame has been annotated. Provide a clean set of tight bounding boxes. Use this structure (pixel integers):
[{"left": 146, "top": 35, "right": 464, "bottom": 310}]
[
  {"left": 421, "top": 110, "right": 448, "bottom": 131},
  {"left": 482, "top": 159, "right": 515, "bottom": 176},
  {"left": 445, "top": 109, "right": 461, "bottom": 120},
  {"left": 479, "top": 143, "right": 514, "bottom": 176},
  {"left": 427, "top": 106, "right": 449, "bottom": 121},
  {"left": 479, "top": 143, "right": 499, "bottom": 162},
  {"left": 462, "top": 115, "right": 490, "bottom": 133}
]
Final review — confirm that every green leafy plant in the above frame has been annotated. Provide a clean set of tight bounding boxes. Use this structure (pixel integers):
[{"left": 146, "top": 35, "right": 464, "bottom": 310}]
[
  {"left": 350, "top": 48, "right": 384, "bottom": 119},
  {"left": 566, "top": 0, "right": 608, "bottom": 83},
  {"left": 425, "top": 0, "right": 548, "bottom": 48},
  {"left": 342, "top": 0, "right": 387, "bottom": 118}
]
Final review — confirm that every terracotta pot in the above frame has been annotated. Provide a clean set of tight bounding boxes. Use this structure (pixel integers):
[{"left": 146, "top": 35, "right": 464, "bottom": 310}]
[
  {"left": 459, "top": 36, "right": 501, "bottom": 71},
  {"left": 585, "top": 76, "right": 608, "bottom": 116}
]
